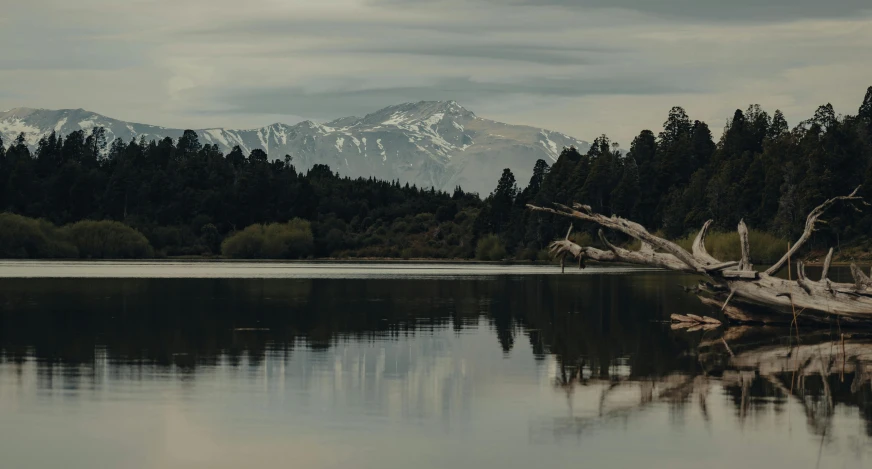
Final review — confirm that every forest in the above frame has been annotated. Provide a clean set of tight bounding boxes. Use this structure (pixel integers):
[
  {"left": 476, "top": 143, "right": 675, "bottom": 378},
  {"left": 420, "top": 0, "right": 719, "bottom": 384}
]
[{"left": 1, "top": 85, "right": 871, "bottom": 260}]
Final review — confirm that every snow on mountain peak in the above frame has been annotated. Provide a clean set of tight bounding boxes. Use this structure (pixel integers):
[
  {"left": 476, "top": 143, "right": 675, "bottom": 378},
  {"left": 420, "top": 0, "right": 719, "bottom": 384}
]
[{"left": 0, "top": 101, "right": 588, "bottom": 194}]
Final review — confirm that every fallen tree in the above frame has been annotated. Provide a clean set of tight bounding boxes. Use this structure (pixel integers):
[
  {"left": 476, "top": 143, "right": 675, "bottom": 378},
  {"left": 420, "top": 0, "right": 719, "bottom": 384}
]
[{"left": 528, "top": 186, "right": 872, "bottom": 325}]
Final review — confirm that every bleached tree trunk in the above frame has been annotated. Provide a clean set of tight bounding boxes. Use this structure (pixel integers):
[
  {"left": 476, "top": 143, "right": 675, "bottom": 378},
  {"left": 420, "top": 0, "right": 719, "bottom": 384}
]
[{"left": 528, "top": 187, "right": 872, "bottom": 325}]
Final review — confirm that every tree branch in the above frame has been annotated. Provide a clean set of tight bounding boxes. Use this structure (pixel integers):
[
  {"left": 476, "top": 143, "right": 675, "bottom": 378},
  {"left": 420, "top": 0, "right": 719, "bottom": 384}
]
[
  {"left": 737, "top": 219, "right": 752, "bottom": 271},
  {"left": 692, "top": 220, "right": 721, "bottom": 265},
  {"left": 765, "top": 186, "right": 863, "bottom": 276},
  {"left": 529, "top": 203, "right": 708, "bottom": 272},
  {"left": 528, "top": 190, "right": 872, "bottom": 322},
  {"left": 821, "top": 247, "right": 834, "bottom": 281}
]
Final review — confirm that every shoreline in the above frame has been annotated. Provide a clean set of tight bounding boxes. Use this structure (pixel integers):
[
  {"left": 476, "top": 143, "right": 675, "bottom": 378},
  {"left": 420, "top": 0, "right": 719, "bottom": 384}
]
[
  {"left": 0, "top": 257, "right": 554, "bottom": 265},
  {"left": 0, "top": 255, "right": 868, "bottom": 267}
]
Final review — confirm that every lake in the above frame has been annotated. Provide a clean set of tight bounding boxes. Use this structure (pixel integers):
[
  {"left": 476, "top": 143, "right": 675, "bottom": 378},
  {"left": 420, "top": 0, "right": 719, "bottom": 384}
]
[{"left": 0, "top": 261, "right": 870, "bottom": 468}]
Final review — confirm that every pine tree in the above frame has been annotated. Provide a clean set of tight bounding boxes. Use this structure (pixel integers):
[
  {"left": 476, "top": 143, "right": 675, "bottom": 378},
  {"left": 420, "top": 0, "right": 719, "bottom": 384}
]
[
  {"left": 744, "top": 104, "right": 771, "bottom": 154},
  {"left": 85, "top": 127, "right": 107, "bottom": 165},
  {"left": 35, "top": 131, "right": 59, "bottom": 175},
  {"left": 249, "top": 148, "right": 268, "bottom": 163},
  {"left": 812, "top": 103, "right": 837, "bottom": 131},
  {"left": 176, "top": 130, "right": 201, "bottom": 159},
  {"left": 659, "top": 106, "right": 692, "bottom": 145},
  {"left": 580, "top": 135, "right": 618, "bottom": 214},
  {"left": 524, "top": 159, "right": 549, "bottom": 198},
  {"left": 628, "top": 130, "right": 657, "bottom": 225},
  {"left": 489, "top": 168, "right": 518, "bottom": 234},
  {"left": 60, "top": 130, "right": 86, "bottom": 165},
  {"left": 861, "top": 86, "right": 872, "bottom": 120},
  {"left": 536, "top": 146, "right": 581, "bottom": 205},
  {"left": 0, "top": 135, "right": 6, "bottom": 210},
  {"left": 689, "top": 120, "right": 715, "bottom": 172},
  {"left": 610, "top": 156, "right": 640, "bottom": 217},
  {"left": 227, "top": 146, "right": 246, "bottom": 168},
  {"left": 656, "top": 108, "right": 694, "bottom": 223},
  {"left": 4, "top": 134, "right": 35, "bottom": 214},
  {"left": 859, "top": 86, "right": 872, "bottom": 137},
  {"left": 769, "top": 110, "right": 789, "bottom": 139}
]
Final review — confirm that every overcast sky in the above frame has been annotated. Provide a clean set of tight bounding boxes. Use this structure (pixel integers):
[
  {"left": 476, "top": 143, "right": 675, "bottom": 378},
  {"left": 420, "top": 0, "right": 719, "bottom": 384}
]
[{"left": 2, "top": 0, "right": 871, "bottom": 145}]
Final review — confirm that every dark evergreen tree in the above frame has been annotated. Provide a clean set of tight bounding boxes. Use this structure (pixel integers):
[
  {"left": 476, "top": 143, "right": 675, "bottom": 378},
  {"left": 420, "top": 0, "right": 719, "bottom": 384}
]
[
  {"left": 628, "top": 130, "right": 658, "bottom": 225},
  {"left": 861, "top": 86, "right": 872, "bottom": 120},
  {"left": 769, "top": 110, "right": 789, "bottom": 139},
  {"left": 610, "top": 156, "right": 639, "bottom": 217},
  {"left": 487, "top": 168, "right": 518, "bottom": 234}
]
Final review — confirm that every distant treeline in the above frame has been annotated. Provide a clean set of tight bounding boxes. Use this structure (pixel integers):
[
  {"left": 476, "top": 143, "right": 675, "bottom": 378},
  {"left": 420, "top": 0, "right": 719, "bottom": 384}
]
[
  {"left": 1, "top": 86, "right": 871, "bottom": 260},
  {"left": 474, "top": 86, "right": 872, "bottom": 261},
  {"left": 0, "top": 128, "right": 482, "bottom": 258}
]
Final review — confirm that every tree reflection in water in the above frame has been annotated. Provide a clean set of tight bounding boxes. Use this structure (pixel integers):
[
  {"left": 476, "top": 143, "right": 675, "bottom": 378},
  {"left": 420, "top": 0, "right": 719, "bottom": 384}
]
[{"left": 1, "top": 273, "right": 870, "bottom": 449}]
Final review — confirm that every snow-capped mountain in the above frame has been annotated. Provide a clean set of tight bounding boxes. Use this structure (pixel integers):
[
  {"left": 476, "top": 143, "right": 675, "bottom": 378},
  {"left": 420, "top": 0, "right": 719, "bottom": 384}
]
[{"left": 0, "top": 102, "right": 589, "bottom": 194}]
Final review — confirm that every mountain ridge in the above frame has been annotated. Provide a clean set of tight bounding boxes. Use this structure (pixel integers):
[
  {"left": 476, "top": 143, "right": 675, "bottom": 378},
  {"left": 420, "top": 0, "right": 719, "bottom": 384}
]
[{"left": 0, "top": 101, "right": 589, "bottom": 194}]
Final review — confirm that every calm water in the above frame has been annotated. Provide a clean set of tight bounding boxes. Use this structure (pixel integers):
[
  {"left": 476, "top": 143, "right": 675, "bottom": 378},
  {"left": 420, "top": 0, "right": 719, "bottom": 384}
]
[{"left": 0, "top": 262, "right": 870, "bottom": 469}]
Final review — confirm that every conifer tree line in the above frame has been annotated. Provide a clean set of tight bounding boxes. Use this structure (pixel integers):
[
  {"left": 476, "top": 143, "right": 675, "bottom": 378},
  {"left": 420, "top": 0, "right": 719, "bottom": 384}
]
[
  {"left": 0, "top": 129, "right": 481, "bottom": 258},
  {"left": 477, "top": 86, "right": 872, "bottom": 258},
  {"left": 1, "top": 85, "right": 871, "bottom": 259}
]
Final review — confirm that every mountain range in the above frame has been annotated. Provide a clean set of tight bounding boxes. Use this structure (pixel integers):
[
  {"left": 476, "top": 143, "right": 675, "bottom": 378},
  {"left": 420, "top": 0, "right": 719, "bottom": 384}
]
[{"left": 0, "top": 101, "right": 589, "bottom": 194}]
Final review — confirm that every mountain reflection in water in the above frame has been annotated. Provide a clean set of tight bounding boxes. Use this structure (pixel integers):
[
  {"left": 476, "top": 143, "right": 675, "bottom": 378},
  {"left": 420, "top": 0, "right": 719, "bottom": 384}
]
[{"left": 0, "top": 269, "right": 870, "bottom": 468}]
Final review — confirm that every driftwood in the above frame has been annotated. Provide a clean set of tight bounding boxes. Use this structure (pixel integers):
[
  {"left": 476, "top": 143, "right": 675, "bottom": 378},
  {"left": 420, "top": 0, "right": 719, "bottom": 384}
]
[
  {"left": 528, "top": 187, "right": 872, "bottom": 324},
  {"left": 670, "top": 313, "right": 722, "bottom": 331},
  {"left": 545, "top": 327, "right": 872, "bottom": 440}
]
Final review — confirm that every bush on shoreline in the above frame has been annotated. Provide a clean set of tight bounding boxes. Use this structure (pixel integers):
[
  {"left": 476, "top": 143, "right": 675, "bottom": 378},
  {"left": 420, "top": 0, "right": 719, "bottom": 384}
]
[
  {"left": 222, "top": 219, "right": 314, "bottom": 259},
  {"left": 61, "top": 220, "right": 154, "bottom": 259},
  {"left": 0, "top": 213, "right": 153, "bottom": 259},
  {"left": 0, "top": 213, "right": 78, "bottom": 258},
  {"left": 475, "top": 234, "right": 506, "bottom": 261}
]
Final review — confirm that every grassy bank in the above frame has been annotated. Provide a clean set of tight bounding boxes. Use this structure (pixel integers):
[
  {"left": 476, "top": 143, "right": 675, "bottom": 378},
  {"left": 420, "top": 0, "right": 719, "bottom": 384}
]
[{"left": 673, "top": 229, "right": 789, "bottom": 265}]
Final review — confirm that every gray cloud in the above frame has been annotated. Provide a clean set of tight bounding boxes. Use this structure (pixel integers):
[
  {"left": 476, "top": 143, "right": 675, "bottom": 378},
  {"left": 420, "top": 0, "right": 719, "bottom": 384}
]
[
  {"left": 216, "top": 75, "right": 704, "bottom": 119},
  {"left": 184, "top": 12, "right": 587, "bottom": 39},
  {"left": 379, "top": 0, "right": 872, "bottom": 22},
  {"left": 0, "top": 23, "right": 142, "bottom": 71},
  {"left": 331, "top": 44, "right": 612, "bottom": 66},
  {"left": 1, "top": 0, "right": 870, "bottom": 145}
]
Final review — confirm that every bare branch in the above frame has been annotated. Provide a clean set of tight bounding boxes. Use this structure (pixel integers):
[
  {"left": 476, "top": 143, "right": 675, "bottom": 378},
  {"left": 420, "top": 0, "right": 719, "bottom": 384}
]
[
  {"left": 765, "top": 186, "right": 862, "bottom": 276},
  {"left": 598, "top": 229, "right": 618, "bottom": 253},
  {"left": 639, "top": 242, "right": 655, "bottom": 255},
  {"left": 737, "top": 219, "right": 752, "bottom": 271},
  {"left": 851, "top": 263, "right": 872, "bottom": 290},
  {"left": 692, "top": 220, "right": 721, "bottom": 265},
  {"left": 529, "top": 190, "right": 872, "bottom": 323},
  {"left": 528, "top": 203, "right": 707, "bottom": 272},
  {"left": 722, "top": 290, "right": 736, "bottom": 311},
  {"left": 821, "top": 248, "right": 834, "bottom": 281},
  {"left": 547, "top": 239, "right": 697, "bottom": 273}
]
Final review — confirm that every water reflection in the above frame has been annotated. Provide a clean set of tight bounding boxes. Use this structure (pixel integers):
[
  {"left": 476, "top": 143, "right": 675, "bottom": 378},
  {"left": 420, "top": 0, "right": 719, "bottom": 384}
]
[{"left": 0, "top": 270, "right": 870, "bottom": 468}]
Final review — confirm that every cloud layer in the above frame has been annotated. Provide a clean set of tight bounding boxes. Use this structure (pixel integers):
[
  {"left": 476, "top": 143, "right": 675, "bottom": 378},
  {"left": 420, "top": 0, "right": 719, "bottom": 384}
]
[{"left": 1, "top": 0, "right": 870, "bottom": 144}]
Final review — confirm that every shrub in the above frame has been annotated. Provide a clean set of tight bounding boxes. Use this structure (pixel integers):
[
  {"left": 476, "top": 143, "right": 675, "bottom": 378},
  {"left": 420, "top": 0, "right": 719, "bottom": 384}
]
[
  {"left": 475, "top": 234, "right": 506, "bottom": 261},
  {"left": 262, "top": 219, "right": 314, "bottom": 259},
  {"left": 221, "top": 225, "right": 265, "bottom": 258},
  {"left": 222, "top": 219, "right": 314, "bottom": 259},
  {"left": 0, "top": 213, "right": 78, "bottom": 258},
  {"left": 60, "top": 220, "right": 154, "bottom": 259}
]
